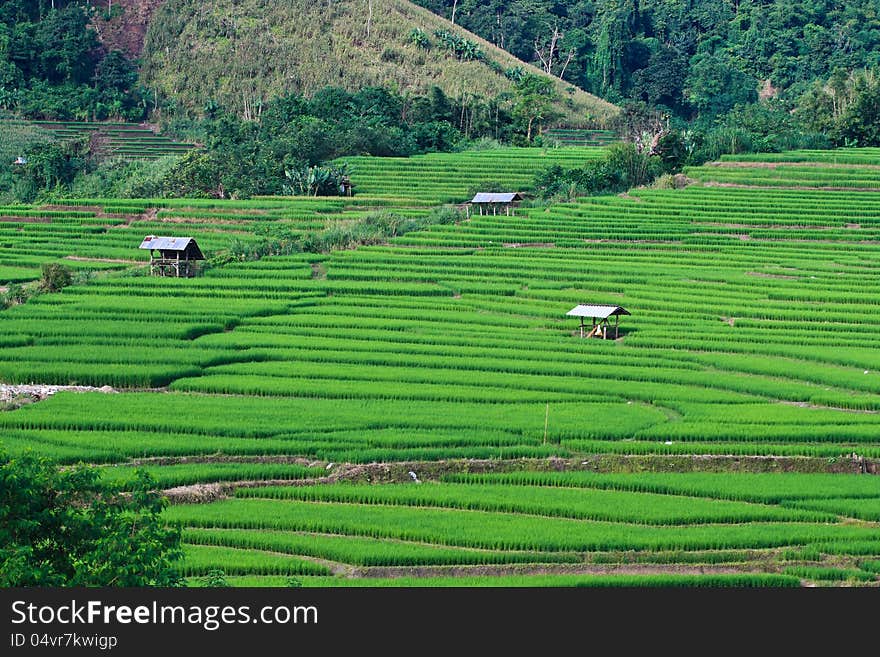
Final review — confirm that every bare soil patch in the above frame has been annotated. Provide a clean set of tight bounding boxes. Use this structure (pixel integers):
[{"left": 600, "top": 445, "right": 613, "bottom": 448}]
[
  {"left": 87, "top": 0, "right": 166, "bottom": 58},
  {"left": 65, "top": 256, "right": 142, "bottom": 265},
  {"left": 703, "top": 182, "right": 880, "bottom": 192},
  {"left": 157, "top": 453, "right": 880, "bottom": 503},
  {"left": 695, "top": 222, "right": 843, "bottom": 231},
  {"left": 42, "top": 204, "right": 103, "bottom": 213},
  {"left": 746, "top": 271, "right": 798, "bottom": 280},
  {"left": 159, "top": 216, "right": 252, "bottom": 226},
  {"left": 1, "top": 383, "right": 117, "bottom": 407},
  {"left": 707, "top": 160, "right": 880, "bottom": 170},
  {"left": 355, "top": 563, "right": 764, "bottom": 579},
  {"left": 0, "top": 216, "right": 50, "bottom": 223}
]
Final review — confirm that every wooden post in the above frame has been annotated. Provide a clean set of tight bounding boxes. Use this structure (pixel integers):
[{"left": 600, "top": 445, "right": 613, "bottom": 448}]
[
  {"left": 615, "top": 314, "right": 619, "bottom": 339},
  {"left": 579, "top": 317, "right": 584, "bottom": 338}
]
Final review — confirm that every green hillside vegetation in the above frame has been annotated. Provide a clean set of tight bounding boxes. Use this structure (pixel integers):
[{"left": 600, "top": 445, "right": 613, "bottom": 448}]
[
  {"left": 141, "top": 0, "right": 616, "bottom": 126},
  {"left": 413, "top": 1, "right": 880, "bottom": 120}
]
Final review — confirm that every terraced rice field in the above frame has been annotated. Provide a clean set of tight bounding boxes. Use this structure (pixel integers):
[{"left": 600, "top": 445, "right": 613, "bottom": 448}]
[
  {"left": 543, "top": 128, "right": 618, "bottom": 147},
  {"left": 341, "top": 147, "right": 604, "bottom": 202},
  {"left": 3, "top": 146, "right": 880, "bottom": 587},
  {"left": 687, "top": 148, "right": 880, "bottom": 189},
  {"left": 3, "top": 119, "right": 195, "bottom": 159}
]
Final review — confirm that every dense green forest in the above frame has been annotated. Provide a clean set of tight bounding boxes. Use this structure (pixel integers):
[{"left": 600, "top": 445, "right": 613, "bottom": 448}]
[
  {"left": 0, "top": 1, "right": 145, "bottom": 121},
  {"left": 3, "top": 0, "right": 880, "bottom": 204},
  {"left": 72, "top": 85, "right": 526, "bottom": 200},
  {"left": 413, "top": 0, "right": 880, "bottom": 119}
]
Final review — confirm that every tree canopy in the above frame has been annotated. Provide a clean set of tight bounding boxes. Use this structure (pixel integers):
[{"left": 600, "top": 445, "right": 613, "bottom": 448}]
[
  {"left": 0, "top": 451, "right": 182, "bottom": 587},
  {"left": 0, "top": 1, "right": 144, "bottom": 121},
  {"left": 413, "top": 0, "right": 880, "bottom": 120}
]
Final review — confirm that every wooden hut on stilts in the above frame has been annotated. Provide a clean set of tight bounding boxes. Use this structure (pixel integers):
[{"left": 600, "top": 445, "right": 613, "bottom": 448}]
[
  {"left": 467, "top": 192, "right": 524, "bottom": 218},
  {"left": 139, "top": 236, "right": 205, "bottom": 278},
  {"left": 566, "top": 304, "right": 631, "bottom": 339}
]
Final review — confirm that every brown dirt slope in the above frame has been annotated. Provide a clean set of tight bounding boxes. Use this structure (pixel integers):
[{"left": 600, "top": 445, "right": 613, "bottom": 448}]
[{"left": 87, "top": 0, "right": 165, "bottom": 58}]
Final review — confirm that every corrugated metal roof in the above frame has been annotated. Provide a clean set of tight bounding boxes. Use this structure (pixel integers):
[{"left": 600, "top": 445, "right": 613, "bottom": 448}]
[
  {"left": 566, "top": 305, "right": 631, "bottom": 319},
  {"left": 139, "top": 236, "right": 196, "bottom": 251},
  {"left": 470, "top": 192, "right": 523, "bottom": 203}
]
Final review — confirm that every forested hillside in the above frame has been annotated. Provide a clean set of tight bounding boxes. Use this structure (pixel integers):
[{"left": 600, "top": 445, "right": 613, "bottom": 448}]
[
  {"left": 413, "top": 0, "right": 880, "bottom": 119},
  {"left": 5, "top": 0, "right": 880, "bottom": 205},
  {"left": 0, "top": 0, "right": 618, "bottom": 203},
  {"left": 0, "top": 1, "right": 146, "bottom": 121}
]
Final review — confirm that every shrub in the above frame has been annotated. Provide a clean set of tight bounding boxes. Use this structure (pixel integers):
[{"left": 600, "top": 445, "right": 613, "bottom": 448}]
[
  {"left": 409, "top": 28, "right": 431, "bottom": 50},
  {"left": 2, "top": 284, "right": 29, "bottom": 308},
  {"left": 433, "top": 30, "right": 483, "bottom": 61},
  {"left": 0, "top": 452, "right": 182, "bottom": 586},
  {"left": 534, "top": 143, "right": 663, "bottom": 199},
  {"left": 40, "top": 263, "right": 73, "bottom": 293},
  {"left": 198, "top": 569, "right": 229, "bottom": 587}
]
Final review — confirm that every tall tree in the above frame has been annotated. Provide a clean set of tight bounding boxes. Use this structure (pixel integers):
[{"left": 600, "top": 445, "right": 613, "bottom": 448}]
[{"left": 513, "top": 73, "right": 560, "bottom": 142}]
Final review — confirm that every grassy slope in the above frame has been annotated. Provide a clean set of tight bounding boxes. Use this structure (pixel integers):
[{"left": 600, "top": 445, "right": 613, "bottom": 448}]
[{"left": 140, "top": 0, "right": 617, "bottom": 126}]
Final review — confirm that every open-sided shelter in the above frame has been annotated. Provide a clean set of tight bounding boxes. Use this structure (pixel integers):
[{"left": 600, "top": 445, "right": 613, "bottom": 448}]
[
  {"left": 468, "top": 192, "right": 524, "bottom": 217},
  {"left": 139, "top": 236, "right": 204, "bottom": 278},
  {"left": 567, "top": 304, "right": 630, "bottom": 339}
]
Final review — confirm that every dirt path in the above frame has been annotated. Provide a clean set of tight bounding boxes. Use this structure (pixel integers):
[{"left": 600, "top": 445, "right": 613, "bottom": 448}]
[
  {"left": 707, "top": 161, "right": 880, "bottom": 170},
  {"left": 702, "top": 182, "right": 880, "bottom": 192},
  {"left": 353, "top": 563, "right": 767, "bottom": 579},
  {"left": 0, "top": 216, "right": 50, "bottom": 223},
  {"left": 158, "top": 453, "right": 879, "bottom": 503},
  {"left": 65, "top": 256, "right": 143, "bottom": 265}
]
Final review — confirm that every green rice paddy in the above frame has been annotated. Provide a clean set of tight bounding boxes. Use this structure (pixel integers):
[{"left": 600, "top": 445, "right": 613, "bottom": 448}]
[{"left": 3, "top": 145, "right": 880, "bottom": 587}]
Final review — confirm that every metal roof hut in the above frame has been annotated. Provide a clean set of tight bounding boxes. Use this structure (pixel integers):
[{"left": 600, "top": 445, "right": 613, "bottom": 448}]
[
  {"left": 468, "top": 192, "right": 524, "bottom": 217},
  {"left": 139, "top": 236, "right": 204, "bottom": 278},
  {"left": 567, "top": 304, "right": 630, "bottom": 339}
]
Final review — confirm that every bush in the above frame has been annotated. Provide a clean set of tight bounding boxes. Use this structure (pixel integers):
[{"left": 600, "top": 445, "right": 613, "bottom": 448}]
[
  {"left": 533, "top": 143, "right": 663, "bottom": 200},
  {"left": 199, "top": 570, "right": 229, "bottom": 587},
  {"left": 433, "top": 30, "right": 483, "bottom": 61},
  {"left": 40, "top": 263, "right": 73, "bottom": 293},
  {"left": 283, "top": 163, "right": 352, "bottom": 196},
  {"left": 1, "top": 283, "right": 29, "bottom": 308},
  {"left": 380, "top": 48, "right": 405, "bottom": 64},
  {"left": 0, "top": 452, "right": 182, "bottom": 586},
  {"left": 409, "top": 28, "right": 431, "bottom": 50}
]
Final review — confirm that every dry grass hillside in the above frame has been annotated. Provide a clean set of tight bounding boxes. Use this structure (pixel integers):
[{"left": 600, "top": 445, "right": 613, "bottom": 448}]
[{"left": 140, "top": 0, "right": 617, "bottom": 126}]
